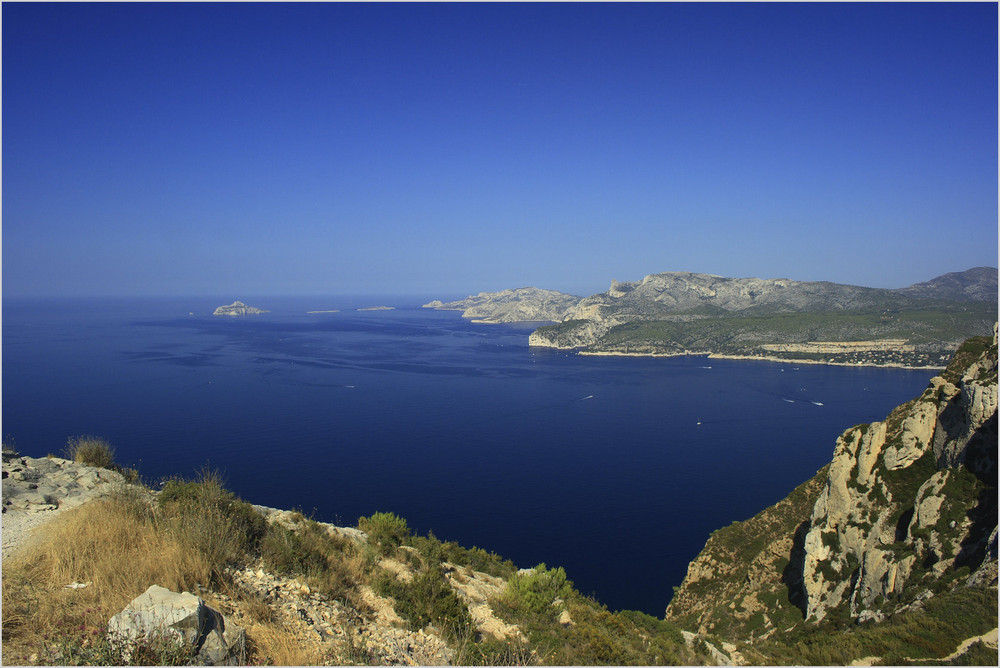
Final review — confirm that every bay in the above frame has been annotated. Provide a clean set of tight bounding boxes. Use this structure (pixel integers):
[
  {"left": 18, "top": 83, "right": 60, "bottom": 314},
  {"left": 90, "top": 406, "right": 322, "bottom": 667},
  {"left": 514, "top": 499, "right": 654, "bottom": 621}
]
[{"left": 1, "top": 296, "right": 936, "bottom": 615}]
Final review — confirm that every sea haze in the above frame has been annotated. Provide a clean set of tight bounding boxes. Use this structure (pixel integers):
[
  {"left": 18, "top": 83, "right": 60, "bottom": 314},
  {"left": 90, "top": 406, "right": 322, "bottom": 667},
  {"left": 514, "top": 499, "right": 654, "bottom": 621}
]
[{"left": 2, "top": 296, "right": 937, "bottom": 615}]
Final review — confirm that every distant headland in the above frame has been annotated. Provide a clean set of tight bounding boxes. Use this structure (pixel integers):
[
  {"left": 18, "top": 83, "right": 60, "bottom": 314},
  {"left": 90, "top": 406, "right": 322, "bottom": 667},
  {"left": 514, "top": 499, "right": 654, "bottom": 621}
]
[{"left": 426, "top": 267, "right": 997, "bottom": 368}]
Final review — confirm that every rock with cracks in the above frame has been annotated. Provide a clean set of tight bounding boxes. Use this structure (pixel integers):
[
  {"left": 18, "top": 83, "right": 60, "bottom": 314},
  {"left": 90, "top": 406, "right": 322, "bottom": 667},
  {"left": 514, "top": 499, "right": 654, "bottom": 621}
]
[{"left": 108, "top": 585, "right": 246, "bottom": 665}]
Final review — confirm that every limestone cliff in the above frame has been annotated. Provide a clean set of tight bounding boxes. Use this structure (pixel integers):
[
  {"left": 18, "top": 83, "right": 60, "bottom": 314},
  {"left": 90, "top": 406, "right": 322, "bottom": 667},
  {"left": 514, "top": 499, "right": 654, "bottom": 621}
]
[
  {"left": 800, "top": 328, "right": 997, "bottom": 624},
  {"left": 666, "top": 328, "right": 998, "bottom": 643},
  {"left": 423, "top": 287, "right": 581, "bottom": 324}
]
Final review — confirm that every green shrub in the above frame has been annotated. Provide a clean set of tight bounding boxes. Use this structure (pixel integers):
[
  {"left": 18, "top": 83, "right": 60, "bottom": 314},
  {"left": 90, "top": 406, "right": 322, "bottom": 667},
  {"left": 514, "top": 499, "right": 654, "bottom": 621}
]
[
  {"left": 64, "top": 435, "right": 116, "bottom": 469},
  {"left": 358, "top": 511, "right": 409, "bottom": 556},
  {"left": 260, "top": 524, "right": 328, "bottom": 576},
  {"left": 372, "top": 566, "right": 473, "bottom": 642},
  {"left": 500, "top": 563, "right": 573, "bottom": 622},
  {"left": 406, "top": 531, "right": 516, "bottom": 579}
]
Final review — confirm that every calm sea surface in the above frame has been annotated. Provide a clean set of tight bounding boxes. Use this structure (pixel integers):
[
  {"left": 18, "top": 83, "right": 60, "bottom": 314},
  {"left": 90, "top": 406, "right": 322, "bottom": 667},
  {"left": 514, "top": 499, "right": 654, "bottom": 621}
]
[{"left": 2, "top": 296, "right": 936, "bottom": 615}]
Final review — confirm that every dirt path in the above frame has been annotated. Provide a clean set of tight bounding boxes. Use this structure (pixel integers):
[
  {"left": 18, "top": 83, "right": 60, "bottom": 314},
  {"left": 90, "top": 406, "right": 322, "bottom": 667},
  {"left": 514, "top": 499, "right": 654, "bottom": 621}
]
[{"left": 849, "top": 627, "right": 999, "bottom": 666}]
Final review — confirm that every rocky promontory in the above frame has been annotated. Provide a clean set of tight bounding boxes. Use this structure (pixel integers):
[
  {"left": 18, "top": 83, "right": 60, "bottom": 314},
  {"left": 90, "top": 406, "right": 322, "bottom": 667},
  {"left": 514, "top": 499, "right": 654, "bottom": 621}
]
[
  {"left": 213, "top": 301, "right": 269, "bottom": 316},
  {"left": 423, "top": 287, "right": 581, "bottom": 323}
]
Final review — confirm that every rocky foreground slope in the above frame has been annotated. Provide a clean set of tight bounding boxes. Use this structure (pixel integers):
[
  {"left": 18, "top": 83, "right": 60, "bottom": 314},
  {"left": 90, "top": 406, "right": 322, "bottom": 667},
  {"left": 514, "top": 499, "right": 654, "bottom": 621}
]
[{"left": 666, "top": 327, "right": 998, "bottom": 663}]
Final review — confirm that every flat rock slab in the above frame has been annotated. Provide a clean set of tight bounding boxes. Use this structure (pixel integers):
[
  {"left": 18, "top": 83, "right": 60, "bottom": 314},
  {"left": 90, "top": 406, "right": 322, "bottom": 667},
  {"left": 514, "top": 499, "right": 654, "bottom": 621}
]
[{"left": 1, "top": 454, "right": 128, "bottom": 559}]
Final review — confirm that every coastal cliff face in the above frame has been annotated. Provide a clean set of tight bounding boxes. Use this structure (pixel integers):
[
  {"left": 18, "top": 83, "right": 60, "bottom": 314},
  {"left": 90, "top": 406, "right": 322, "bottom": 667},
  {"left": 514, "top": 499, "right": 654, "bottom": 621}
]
[
  {"left": 423, "top": 288, "right": 580, "bottom": 323},
  {"left": 800, "top": 329, "right": 997, "bottom": 624},
  {"left": 666, "top": 329, "right": 998, "bottom": 646}
]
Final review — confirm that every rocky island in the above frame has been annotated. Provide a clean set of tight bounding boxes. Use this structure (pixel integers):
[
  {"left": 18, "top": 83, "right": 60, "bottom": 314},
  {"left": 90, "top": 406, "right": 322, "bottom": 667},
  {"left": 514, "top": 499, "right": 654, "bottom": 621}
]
[{"left": 213, "top": 300, "right": 269, "bottom": 316}]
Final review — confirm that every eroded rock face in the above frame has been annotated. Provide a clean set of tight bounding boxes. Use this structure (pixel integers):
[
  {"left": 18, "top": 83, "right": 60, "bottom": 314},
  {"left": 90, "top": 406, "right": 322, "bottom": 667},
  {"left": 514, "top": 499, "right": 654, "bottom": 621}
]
[
  {"left": 108, "top": 585, "right": 245, "bottom": 665},
  {"left": 800, "top": 332, "right": 998, "bottom": 622},
  {"left": 528, "top": 318, "right": 616, "bottom": 348}
]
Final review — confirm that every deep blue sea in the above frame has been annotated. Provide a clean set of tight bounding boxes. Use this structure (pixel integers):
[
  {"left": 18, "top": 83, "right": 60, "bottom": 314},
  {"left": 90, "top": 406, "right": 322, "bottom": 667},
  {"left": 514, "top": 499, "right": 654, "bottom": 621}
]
[{"left": 2, "top": 296, "right": 936, "bottom": 616}]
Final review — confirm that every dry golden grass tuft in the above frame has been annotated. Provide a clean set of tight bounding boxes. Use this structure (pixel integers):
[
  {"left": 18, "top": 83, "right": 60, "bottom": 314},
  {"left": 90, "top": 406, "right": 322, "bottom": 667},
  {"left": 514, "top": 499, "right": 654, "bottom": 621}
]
[
  {"left": 0, "top": 483, "right": 327, "bottom": 666},
  {"left": 63, "top": 435, "right": 117, "bottom": 470},
  {"left": 1, "top": 489, "right": 213, "bottom": 663}
]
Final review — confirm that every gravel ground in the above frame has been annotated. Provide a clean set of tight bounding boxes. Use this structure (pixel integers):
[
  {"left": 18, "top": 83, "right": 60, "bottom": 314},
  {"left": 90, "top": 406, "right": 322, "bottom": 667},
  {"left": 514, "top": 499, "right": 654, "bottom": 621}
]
[{"left": 1, "top": 507, "right": 68, "bottom": 560}]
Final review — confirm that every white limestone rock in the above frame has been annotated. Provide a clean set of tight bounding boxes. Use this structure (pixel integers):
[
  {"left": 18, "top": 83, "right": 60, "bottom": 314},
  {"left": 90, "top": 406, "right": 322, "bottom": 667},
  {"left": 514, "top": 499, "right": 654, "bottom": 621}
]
[
  {"left": 910, "top": 472, "right": 950, "bottom": 535},
  {"left": 108, "top": 585, "right": 245, "bottom": 665},
  {"left": 800, "top": 331, "right": 997, "bottom": 623},
  {"left": 883, "top": 399, "right": 937, "bottom": 470}
]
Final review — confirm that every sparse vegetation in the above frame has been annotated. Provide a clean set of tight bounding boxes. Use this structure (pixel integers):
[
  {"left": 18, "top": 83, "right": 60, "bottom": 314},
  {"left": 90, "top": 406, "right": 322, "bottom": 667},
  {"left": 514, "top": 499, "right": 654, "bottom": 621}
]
[{"left": 747, "top": 585, "right": 998, "bottom": 665}]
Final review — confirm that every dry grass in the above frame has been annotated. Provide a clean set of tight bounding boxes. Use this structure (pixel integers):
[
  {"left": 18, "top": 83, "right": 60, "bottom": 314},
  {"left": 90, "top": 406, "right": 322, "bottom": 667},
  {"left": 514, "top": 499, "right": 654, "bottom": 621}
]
[
  {"left": 0, "top": 482, "right": 314, "bottom": 666},
  {"left": 243, "top": 620, "right": 326, "bottom": 666},
  {"left": 63, "top": 436, "right": 116, "bottom": 470},
  {"left": 1, "top": 490, "right": 214, "bottom": 663}
]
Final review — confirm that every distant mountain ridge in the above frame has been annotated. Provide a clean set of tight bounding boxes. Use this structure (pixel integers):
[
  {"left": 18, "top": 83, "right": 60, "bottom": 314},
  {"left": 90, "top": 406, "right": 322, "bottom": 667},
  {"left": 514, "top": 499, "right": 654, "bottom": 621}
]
[
  {"left": 895, "top": 267, "right": 998, "bottom": 302},
  {"left": 427, "top": 268, "right": 997, "bottom": 368}
]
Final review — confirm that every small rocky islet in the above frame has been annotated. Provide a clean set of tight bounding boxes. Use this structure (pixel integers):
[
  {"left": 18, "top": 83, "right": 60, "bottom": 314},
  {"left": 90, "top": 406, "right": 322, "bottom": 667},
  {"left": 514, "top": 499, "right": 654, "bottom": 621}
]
[{"left": 212, "top": 300, "right": 269, "bottom": 316}]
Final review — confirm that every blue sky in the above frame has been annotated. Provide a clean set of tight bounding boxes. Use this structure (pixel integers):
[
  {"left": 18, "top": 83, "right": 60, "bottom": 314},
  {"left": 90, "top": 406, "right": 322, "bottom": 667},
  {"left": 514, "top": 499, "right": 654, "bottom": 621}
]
[{"left": 3, "top": 2, "right": 997, "bottom": 298}]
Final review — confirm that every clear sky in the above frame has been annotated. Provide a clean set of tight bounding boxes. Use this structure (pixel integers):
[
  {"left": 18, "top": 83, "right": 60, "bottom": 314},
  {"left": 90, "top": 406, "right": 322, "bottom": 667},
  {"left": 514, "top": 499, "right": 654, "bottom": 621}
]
[{"left": 2, "top": 2, "right": 997, "bottom": 298}]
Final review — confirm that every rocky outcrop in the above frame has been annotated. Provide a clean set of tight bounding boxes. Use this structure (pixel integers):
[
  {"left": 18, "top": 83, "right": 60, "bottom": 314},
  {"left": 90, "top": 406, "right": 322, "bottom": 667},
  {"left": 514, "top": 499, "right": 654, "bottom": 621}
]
[
  {"left": 213, "top": 301, "right": 268, "bottom": 316},
  {"left": 108, "top": 585, "right": 245, "bottom": 665},
  {"left": 528, "top": 319, "right": 615, "bottom": 349},
  {"left": 2, "top": 454, "right": 139, "bottom": 560},
  {"left": 2, "top": 454, "right": 125, "bottom": 513},
  {"left": 667, "top": 330, "right": 998, "bottom": 640},
  {"left": 424, "top": 287, "right": 581, "bottom": 323},
  {"left": 801, "top": 330, "right": 997, "bottom": 622}
]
